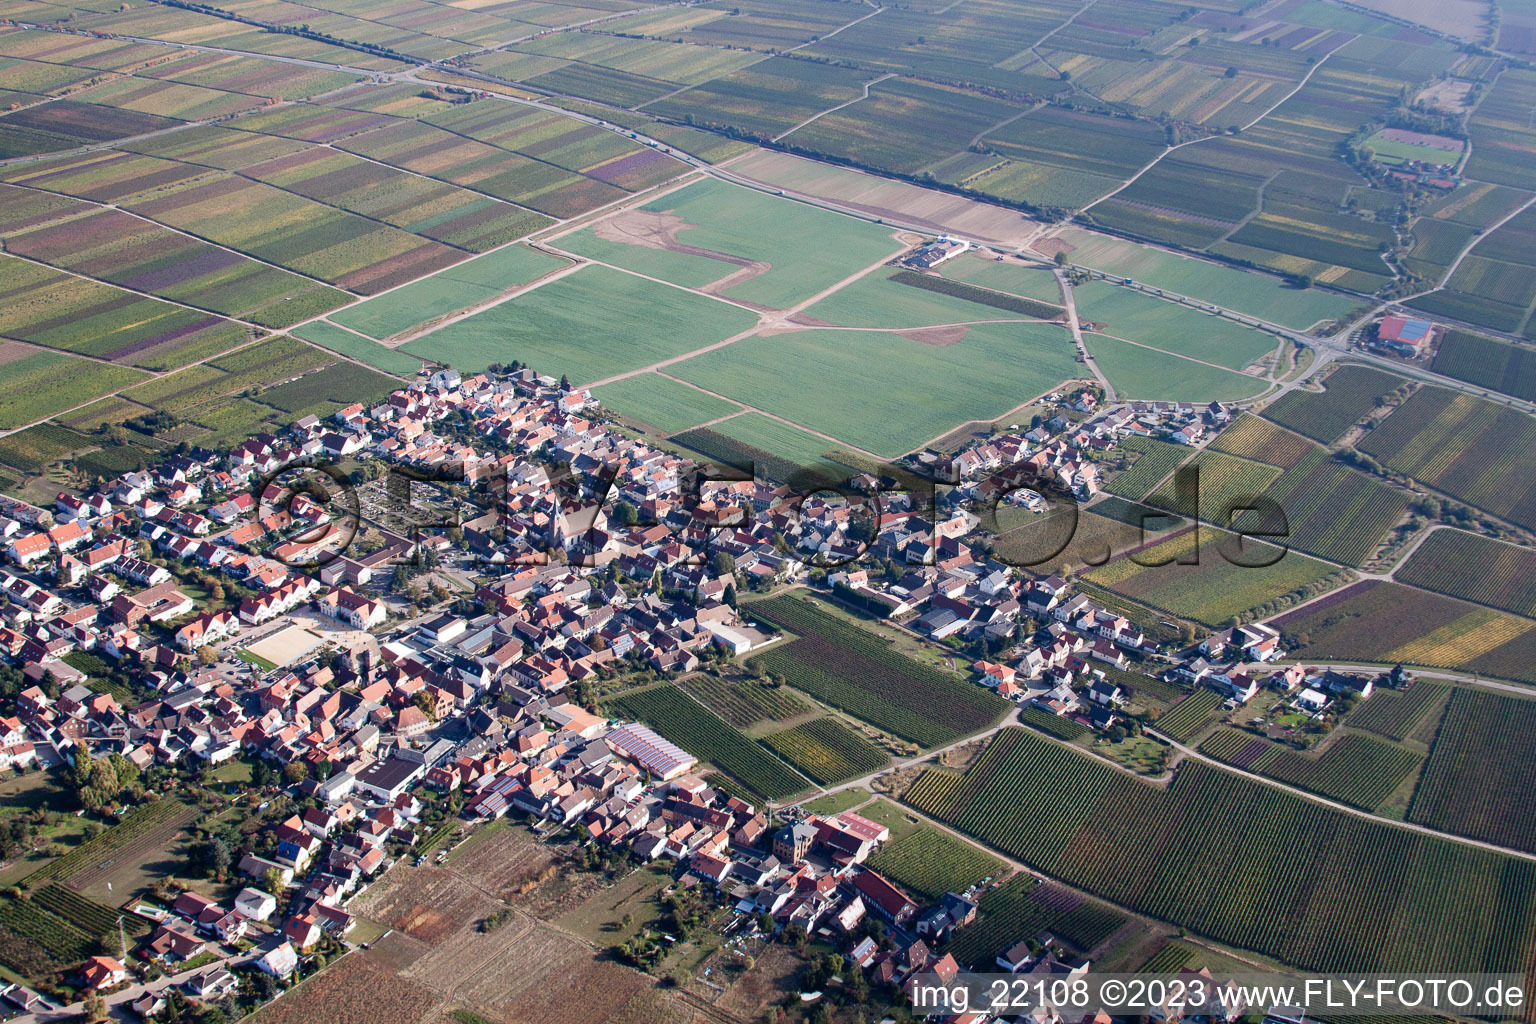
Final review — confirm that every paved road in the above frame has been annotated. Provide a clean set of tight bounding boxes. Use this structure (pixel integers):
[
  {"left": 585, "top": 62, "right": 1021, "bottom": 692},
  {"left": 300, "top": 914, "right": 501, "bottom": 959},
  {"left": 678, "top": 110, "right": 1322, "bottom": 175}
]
[{"left": 14, "top": 947, "right": 254, "bottom": 1024}]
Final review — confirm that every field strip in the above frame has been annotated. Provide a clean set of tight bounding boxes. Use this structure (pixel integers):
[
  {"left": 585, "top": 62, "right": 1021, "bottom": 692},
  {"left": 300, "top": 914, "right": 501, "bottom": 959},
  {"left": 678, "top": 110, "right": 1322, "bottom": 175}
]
[
  {"left": 536, "top": 172, "right": 713, "bottom": 247},
  {"left": 1089, "top": 329, "right": 1282, "bottom": 377},
  {"left": 669, "top": 681, "right": 819, "bottom": 798},
  {"left": 1059, "top": 267, "right": 1117, "bottom": 400},
  {"left": 1079, "top": 39, "right": 1351, "bottom": 214},
  {"left": 0, "top": 100, "right": 308, "bottom": 169},
  {"left": 1148, "top": 723, "right": 1536, "bottom": 862},
  {"left": 784, "top": 0, "right": 886, "bottom": 53},
  {"left": 648, "top": 371, "right": 886, "bottom": 461},
  {"left": 901, "top": 383, "right": 1085, "bottom": 457},
  {"left": 2, "top": 178, "right": 363, "bottom": 297},
  {"left": 420, "top": 1, "right": 687, "bottom": 70},
  {"left": 1388, "top": 193, "right": 1536, "bottom": 308},
  {"left": 772, "top": 72, "right": 896, "bottom": 144},
  {"left": 307, "top": 140, "right": 548, "bottom": 231},
  {"left": 681, "top": 406, "right": 749, "bottom": 432},
  {"left": 349, "top": 257, "right": 586, "bottom": 348},
  {"left": 521, "top": 244, "right": 766, "bottom": 312},
  {"left": 9, "top": 18, "right": 383, "bottom": 76},
  {"left": 0, "top": 245, "right": 271, "bottom": 334},
  {"left": 1032, "top": 0, "right": 1100, "bottom": 50}
]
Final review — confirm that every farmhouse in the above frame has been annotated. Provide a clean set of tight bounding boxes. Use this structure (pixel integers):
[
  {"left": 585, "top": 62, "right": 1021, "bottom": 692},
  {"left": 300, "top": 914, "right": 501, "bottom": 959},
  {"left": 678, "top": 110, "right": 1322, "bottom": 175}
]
[{"left": 1372, "top": 315, "right": 1434, "bottom": 356}]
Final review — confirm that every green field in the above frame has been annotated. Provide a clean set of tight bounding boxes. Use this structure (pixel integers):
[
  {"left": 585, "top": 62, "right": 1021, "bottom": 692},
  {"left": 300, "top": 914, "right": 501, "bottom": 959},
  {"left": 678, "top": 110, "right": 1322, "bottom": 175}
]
[
  {"left": 705, "top": 412, "right": 847, "bottom": 469},
  {"left": 1261, "top": 364, "right": 1406, "bottom": 444},
  {"left": 1357, "top": 385, "right": 1536, "bottom": 533},
  {"left": 678, "top": 673, "right": 809, "bottom": 728},
  {"left": 1410, "top": 688, "right": 1536, "bottom": 853},
  {"left": 864, "top": 824, "right": 1003, "bottom": 902},
  {"left": 1154, "top": 687, "right": 1226, "bottom": 742},
  {"left": 1363, "top": 131, "right": 1463, "bottom": 167},
  {"left": 904, "top": 727, "right": 1536, "bottom": 974},
  {"left": 1055, "top": 228, "right": 1359, "bottom": 329},
  {"left": 1145, "top": 448, "right": 1283, "bottom": 527},
  {"left": 1200, "top": 728, "right": 1421, "bottom": 811},
  {"left": 1073, "top": 282, "right": 1280, "bottom": 370},
  {"left": 1429, "top": 329, "right": 1536, "bottom": 403},
  {"left": 592, "top": 373, "right": 741, "bottom": 434},
  {"left": 1083, "top": 334, "right": 1270, "bottom": 402},
  {"left": 1274, "top": 580, "right": 1536, "bottom": 684},
  {"left": 761, "top": 717, "right": 889, "bottom": 785},
  {"left": 1346, "top": 683, "right": 1448, "bottom": 742},
  {"left": 935, "top": 255, "right": 1063, "bottom": 303},
  {"left": 605, "top": 683, "right": 809, "bottom": 801},
  {"left": 1086, "top": 528, "right": 1342, "bottom": 628},
  {"left": 668, "top": 321, "right": 1081, "bottom": 457},
  {"left": 804, "top": 268, "right": 1059, "bottom": 329},
  {"left": 290, "top": 321, "right": 423, "bottom": 375},
  {"left": 1394, "top": 528, "right": 1536, "bottom": 617},
  {"left": 746, "top": 595, "right": 1010, "bottom": 747},
  {"left": 555, "top": 178, "right": 901, "bottom": 310},
  {"left": 945, "top": 873, "right": 1128, "bottom": 967},
  {"left": 1104, "top": 436, "right": 1191, "bottom": 500},
  {"left": 329, "top": 244, "right": 571, "bottom": 340},
  {"left": 0, "top": 351, "right": 148, "bottom": 430},
  {"left": 401, "top": 265, "right": 759, "bottom": 381}
]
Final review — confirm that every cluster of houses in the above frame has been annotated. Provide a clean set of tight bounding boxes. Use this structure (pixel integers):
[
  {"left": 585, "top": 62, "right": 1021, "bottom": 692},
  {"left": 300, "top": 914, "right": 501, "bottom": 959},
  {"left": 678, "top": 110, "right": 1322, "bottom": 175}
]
[{"left": 0, "top": 361, "right": 1352, "bottom": 1022}]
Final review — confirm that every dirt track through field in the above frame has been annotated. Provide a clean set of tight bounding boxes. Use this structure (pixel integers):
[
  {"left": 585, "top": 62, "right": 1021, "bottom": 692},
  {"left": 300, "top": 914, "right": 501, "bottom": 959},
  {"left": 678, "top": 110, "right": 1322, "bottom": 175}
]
[{"left": 593, "top": 209, "right": 769, "bottom": 294}]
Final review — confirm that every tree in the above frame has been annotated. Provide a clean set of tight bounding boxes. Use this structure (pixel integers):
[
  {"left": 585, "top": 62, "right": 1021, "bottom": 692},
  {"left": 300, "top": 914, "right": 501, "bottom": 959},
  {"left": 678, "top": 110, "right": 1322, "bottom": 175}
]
[
  {"left": 262, "top": 866, "right": 286, "bottom": 896},
  {"left": 611, "top": 500, "right": 638, "bottom": 528},
  {"left": 413, "top": 689, "right": 439, "bottom": 721},
  {"left": 711, "top": 550, "right": 736, "bottom": 577},
  {"left": 196, "top": 645, "right": 218, "bottom": 667},
  {"left": 282, "top": 761, "right": 309, "bottom": 785},
  {"left": 82, "top": 991, "right": 108, "bottom": 1024},
  {"left": 1053, "top": 250, "right": 1068, "bottom": 268}
]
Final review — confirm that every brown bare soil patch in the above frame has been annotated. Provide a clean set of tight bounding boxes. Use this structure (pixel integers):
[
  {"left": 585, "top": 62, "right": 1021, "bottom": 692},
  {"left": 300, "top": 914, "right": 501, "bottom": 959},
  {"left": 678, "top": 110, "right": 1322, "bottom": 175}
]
[
  {"left": 449, "top": 823, "right": 559, "bottom": 895},
  {"left": 404, "top": 907, "right": 535, "bottom": 994},
  {"left": 787, "top": 313, "right": 838, "bottom": 327},
  {"left": 396, "top": 903, "right": 457, "bottom": 943},
  {"left": 1414, "top": 78, "right": 1476, "bottom": 114},
  {"left": 350, "top": 864, "right": 490, "bottom": 944},
  {"left": 702, "top": 262, "right": 769, "bottom": 295},
  {"left": 368, "top": 928, "right": 431, "bottom": 971},
  {"left": 1031, "top": 237, "right": 1072, "bottom": 258},
  {"left": 602, "top": 985, "right": 712, "bottom": 1024},
  {"left": 594, "top": 209, "right": 694, "bottom": 251},
  {"left": 251, "top": 951, "right": 439, "bottom": 1024},
  {"left": 713, "top": 943, "right": 802, "bottom": 1018},
  {"left": 592, "top": 208, "right": 770, "bottom": 296},
  {"left": 454, "top": 923, "right": 648, "bottom": 1024},
  {"left": 0, "top": 341, "right": 38, "bottom": 366},
  {"left": 898, "top": 324, "right": 969, "bottom": 346}
]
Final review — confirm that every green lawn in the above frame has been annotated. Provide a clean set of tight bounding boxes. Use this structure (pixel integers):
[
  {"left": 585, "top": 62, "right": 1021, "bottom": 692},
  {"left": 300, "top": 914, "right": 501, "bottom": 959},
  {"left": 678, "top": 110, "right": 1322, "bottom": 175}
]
[
  {"left": 668, "top": 321, "right": 1081, "bottom": 457},
  {"left": 1056, "top": 227, "right": 1359, "bottom": 329},
  {"left": 1072, "top": 282, "right": 1280, "bottom": 370},
  {"left": 236, "top": 649, "right": 278, "bottom": 672},
  {"left": 401, "top": 265, "right": 759, "bottom": 381},
  {"left": 330, "top": 244, "right": 571, "bottom": 340},
  {"left": 592, "top": 372, "right": 741, "bottom": 433},
  {"left": 1083, "top": 334, "right": 1270, "bottom": 402},
  {"left": 554, "top": 178, "right": 903, "bottom": 310}
]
